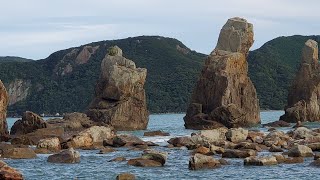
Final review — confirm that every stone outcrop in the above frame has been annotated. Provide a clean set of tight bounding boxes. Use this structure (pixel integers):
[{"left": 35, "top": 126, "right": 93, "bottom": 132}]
[
  {"left": 280, "top": 39, "right": 320, "bottom": 122},
  {"left": 47, "top": 148, "right": 80, "bottom": 163},
  {"left": 10, "top": 111, "right": 48, "bottom": 135},
  {"left": 0, "top": 80, "right": 9, "bottom": 137},
  {"left": 189, "top": 153, "right": 221, "bottom": 170},
  {"left": 184, "top": 17, "right": 260, "bottom": 129},
  {"left": 47, "top": 112, "right": 95, "bottom": 131},
  {"left": 7, "top": 79, "right": 31, "bottom": 106},
  {"left": 86, "top": 46, "right": 149, "bottom": 130},
  {"left": 0, "top": 160, "right": 24, "bottom": 180},
  {"left": 75, "top": 45, "right": 99, "bottom": 64}
]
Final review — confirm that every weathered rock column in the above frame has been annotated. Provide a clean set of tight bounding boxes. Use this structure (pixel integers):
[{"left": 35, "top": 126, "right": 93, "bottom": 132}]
[
  {"left": 0, "top": 80, "right": 9, "bottom": 136},
  {"left": 184, "top": 17, "right": 260, "bottom": 129},
  {"left": 86, "top": 46, "right": 149, "bottom": 130},
  {"left": 280, "top": 39, "right": 320, "bottom": 122}
]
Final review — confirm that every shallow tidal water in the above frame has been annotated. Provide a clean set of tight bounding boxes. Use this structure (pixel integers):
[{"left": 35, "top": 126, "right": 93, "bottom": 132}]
[{"left": 5, "top": 111, "right": 320, "bottom": 180}]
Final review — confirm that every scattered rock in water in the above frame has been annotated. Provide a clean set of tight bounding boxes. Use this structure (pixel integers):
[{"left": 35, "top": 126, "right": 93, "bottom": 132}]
[
  {"left": 192, "top": 146, "right": 212, "bottom": 155},
  {"left": 219, "top": 158, "right": 229, "bottom": 165},
  {"left": 0, "top": 80, "right": 9, "bottom": 139},
  {"left": 10, "top": 111, "right": 48, "bottom": 135},
  {"left": 247, "top": 131, "right": 265, "bottom": 144},
  {"left": 67, "top": 126, "right": 115, "bottom": 148},
  {"left": 288, "top": 145, "right": 313, "bottom": 157},
  {"left": 143, "top": 130, "right": 169, "bottom": 137},
  {"left": 199, "top": 128, "right": 228, "bottom": 143},
  {"left": 1, "top": 147, "right": 36, "bottom": 159},
  {"left": 234, "top": 142, "right": 262, "bottom": 151},
  {"left": 106, "top": 134, "right": 145, "bottom": 147},
  {"left": 310, "top": 159, "right": 320, "bottom": 167},
  {"left": 226, "top": 128, "right": 248, "bottom": 143},
  {"left": 210, "top": 145, "right": 225, "bottom": 154},
  {"left": 116, "top": 173, "right": 135, "bottom": 180},
  {"left": 127, "top": 158, "right": 162, "bottom": 167},
  {"left": 109, "top": 157, "right": 126, "bottom": 162},
  {"left": 36, "top": 137, "right": 61, "bottom": 152},
  {"left": 189, "top": 153, "right": 221, "bottom": 170},
  {"left": 280, "top": 39, "right": 320, "bottom": 123},
  {"left": 47, "top": 112, "right": 95, "bottom": 131},
  {"left": 244, "top": 156, "right": 278, "bottom": 166},
  {"left": 184, "top": 17, "right": 260, "bottom": 129},
  {"left": 307, "top": 143, "right": 320, "bottom": 151},
  {"left": 314, "top": 153, "right": 320, "bottom": 160},
  {"left": 97, "top": 147, "right": 116, "bottom": 154},
  {"left": 47, "top": 148, "right": 80, "bottom": 163},
  {"left": 0, "top": 160, "right": 23, "bottom": 180},
  {"left": 273, "top": 153, "right": 304, "bottom": 164},
  {"left": 142, "top": 150, "right": 168, "bottom": 166},
  {"left": 222, "top": 149, "right": 257, "bottom": 158},
  {"left": 86, "top": 46, "right": 149, "bottom": 130},
  {"left": 269, "top": 145, "right": 283, "bottom": 152},
  {"left": 263, "top": 120, "right": 290, "bottom": 127}
]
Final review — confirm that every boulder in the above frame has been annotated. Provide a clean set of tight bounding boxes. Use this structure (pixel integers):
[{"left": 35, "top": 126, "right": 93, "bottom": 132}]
[
  {"left": 127, "top": 158, "right": 162, "bottom": 167},
  {"left": 67, "top": 126, "right": 115, "bottom": 148},
  {"left": 189, "top": 153, "right": 221, "bottom": 170},
  {"left": 10, "top": 111, "right": 48, "bottom": 135},
  {"left": 36, "top": 137, "right": 60, "bottom": 152},
  {"left": 244, "top": 156, "right": 278, "bottom": 166},
  {"left": 0, "top": 160, "right": 23, "bottom": 180},
  {"left": 116, "top": 173, "right": 135, "bottom": 180},
  {"left": 192, "top": 146, "right": 211, "bottom": 155},
  {"left": 47, "top": 112, "right": 95, "bottom": 131},
  {"left": 109, "top": 156, "right": 126, "bottom": 162},
  {"left": 47, "top": 148, "right": 80, "bottom": 163},
  {"left": 97, "top": 147, "right": 116, "bottom": 154},
  {"left": 199, "top": 128, "right": 228, "bottom": 143},
  {"left": 108, "top": 134, "right": 145, "bottom": 147},
  {"left": 86, "top": 46, "right": 149, "bottom": 130},
  {"left": 310, "top": 159, "right": 320, "bottom": 167},
  {"left": 143, "top": 130, "right": 170, "bottom": 137},
  {"left": 1, "top": 147, "right": 36, "bottom": 159},
  {"left": 269, "top": 145, "right": 283, "bottom": 152},
  {"left": 184, "top": 17, "right": 260, "bottom": 129},
  {"left": 247, "top": 131, "right": 264, "bottom": 144},
  {"left": 234, "top": 142, "right": 262, "bottom": 151},
  {"left": 288, "top": 145, "right": 313, "bottom": 157},
  {"left": 280, "top": 39, "right": 320, "bottom": 122},
  {"left": 0, "top": 81, "right": 9, "bottom": 138},
  {"left": 141, "top": 150, "right": 168, "bottom": 166},
  {"left": 226, "top": 128, "right": 248, "bottom": 143},
  {"left": 222, "top": 149, "right": 257, "bottom": 158},
  {"left": 210, "top": 145, "right": 225, "bottom": 154},
  {"left": 314, "top": 152, "right": 320, "bottom": 160},
  {"left": 307, "top": 143, "right": 320, "bottom": 151}
]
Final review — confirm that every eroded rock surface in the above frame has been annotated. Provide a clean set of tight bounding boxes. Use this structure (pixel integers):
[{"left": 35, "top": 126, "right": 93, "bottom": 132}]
[
  {"left": 10, "top": 111, "right": 48, "bottom": 135},
  {"left": 184, "top": 17, "right": 260, "bottom": 129},
  {"left": 280, "top": 39, "right": 320, "bottom": 122},
  {"left": 86, "top": 46, "right": 148, "bottom": 130},
  {"left": 0, "top": 80, "right": 9, "bottom": 137}
]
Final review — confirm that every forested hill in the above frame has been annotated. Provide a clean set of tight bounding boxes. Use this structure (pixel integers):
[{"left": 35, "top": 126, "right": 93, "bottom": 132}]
[
  {"left": 0, "top": 35, "right": 319, "bottom": 116},
  {"left": 0, "top": 36, "right": 206, "bottom": 116},
  {"left": 0, "top": 56, "right": 33, "bottom": 63}
]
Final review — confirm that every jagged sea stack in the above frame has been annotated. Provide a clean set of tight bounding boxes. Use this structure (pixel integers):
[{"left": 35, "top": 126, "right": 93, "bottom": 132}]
[
  {"left": 0, "top": 80, "right": 9, "bottom": 136},
  {"left": 184, "top": 17, "right": 260, "bottom": 129},
  {"left": 86, "top": 46, "right": 149, "bottom": 130},
  {"left": 280, "top": 39, "right": 320, "bottom": 122}
]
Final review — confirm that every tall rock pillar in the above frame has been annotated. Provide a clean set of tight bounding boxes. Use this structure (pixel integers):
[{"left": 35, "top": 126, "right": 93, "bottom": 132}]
[
  {"left": 0, "top": 80, "right": 9, "bottom": 136},
  {"left": 184, "top": 17, "right": 260, "bottom": 129}
]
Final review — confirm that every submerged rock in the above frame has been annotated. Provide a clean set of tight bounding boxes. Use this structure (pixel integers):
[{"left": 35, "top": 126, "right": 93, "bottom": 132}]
[
  {"left": 86, "top": 46, "right": 149, "bottom": 130},
  {"left": 263, "top": 120, "right": 290, "bottom": 127},
  {"left": 10, "top": 111, "right": 48, "bottom": 135},
  {"left": 189, "top": 153, "right": 221, "bottom": 170},
  {"left": 184, "top": 17, "right": 260, "bottom": 129},
  {"left": 143, "top": 130, "right": 170, "bottom": 137},
  {"left": 0, "top": 80, "right": 9, "bottom": 138},
  {"left": 280, "top": 39, "right": 320, "bottom": 122},
  {"left": 244, "top": 156, "right": 278, "bottom": 166},
  {"left": 0, "top": 160, "right": 24, "bottom": 180},
  {"left": 116, "top": 173, "right": 135, "bottom": 180},
  {"left": 47, "top": 148, "right": 80, "bottom": 163}
]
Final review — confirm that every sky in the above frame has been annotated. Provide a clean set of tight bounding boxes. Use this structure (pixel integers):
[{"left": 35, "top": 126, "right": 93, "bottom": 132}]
[{"left": 1, "top": 0, "right": 320, "bottom": 60}]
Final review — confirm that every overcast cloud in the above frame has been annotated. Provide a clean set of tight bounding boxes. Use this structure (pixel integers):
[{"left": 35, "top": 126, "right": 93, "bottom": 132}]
[{"left": 1, "top": 0, "right": 320, "bottom": 59}]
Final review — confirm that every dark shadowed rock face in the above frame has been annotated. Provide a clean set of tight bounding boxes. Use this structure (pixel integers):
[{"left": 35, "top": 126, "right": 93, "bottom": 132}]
[
  {"left": 10, "top": 111, "right": 48, "bottom": 135},
  {"left": 280, "top": 40, "right": 320, "bottom": 122},
  {"left": 86, "top": 46, "right": 149, "bottom": 130},
  {"left": 184, "top": 17, "right": 260, "bottom": 129},
  {"left": 0, "top": 80, "right": 9, "bottom": 137}
]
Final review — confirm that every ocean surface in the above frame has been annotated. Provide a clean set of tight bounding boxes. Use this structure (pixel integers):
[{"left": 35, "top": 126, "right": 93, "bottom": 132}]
[{"left": 4, "top": 111, "right": 320, "bottom": 180}]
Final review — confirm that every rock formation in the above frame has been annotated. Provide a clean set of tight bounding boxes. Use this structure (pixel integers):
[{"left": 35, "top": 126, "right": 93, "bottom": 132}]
[
  {"left": 0, "top": 80, "right": 9, "bottom": 137},
  {"left": 184, "top": 17, "right": 260, "bottom": 129},
  {"left": 280, "top": 39, "right": 320, "bottom": 122},
  {"left": 10, "top": 111, "right": 48, "bottom": 135},
  {"left": 86, "top": 46, "right": 149, "bottom": 130}
]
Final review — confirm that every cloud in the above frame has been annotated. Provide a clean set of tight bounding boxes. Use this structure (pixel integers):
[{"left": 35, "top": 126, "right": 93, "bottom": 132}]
[{"left": 1, "top": 0, "right": 320, "bottom": 59}]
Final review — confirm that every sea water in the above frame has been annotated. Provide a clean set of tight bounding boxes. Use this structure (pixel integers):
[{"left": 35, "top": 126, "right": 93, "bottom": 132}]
[{"left": 4, "top": 111, "right": 320, "bottom": 180}]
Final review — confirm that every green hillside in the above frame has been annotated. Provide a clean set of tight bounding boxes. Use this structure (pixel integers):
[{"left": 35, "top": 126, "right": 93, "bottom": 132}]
[
  {"left": 0, "top": 56, "right": 33, "bottom": 63},
  {"left": 0, "top": 36, "right": 205, "bottom": 115},
  {"left": 1, "top": 35, "right": 319, "bottom": 116}
]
